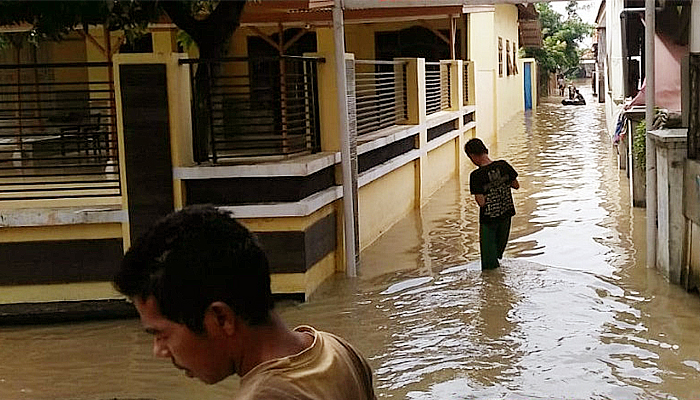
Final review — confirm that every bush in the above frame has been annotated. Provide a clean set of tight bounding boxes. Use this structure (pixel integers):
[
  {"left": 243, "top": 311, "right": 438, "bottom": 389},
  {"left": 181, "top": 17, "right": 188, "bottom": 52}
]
[{"left": 633, "top": 120, "right": 646, "bottom": 169}]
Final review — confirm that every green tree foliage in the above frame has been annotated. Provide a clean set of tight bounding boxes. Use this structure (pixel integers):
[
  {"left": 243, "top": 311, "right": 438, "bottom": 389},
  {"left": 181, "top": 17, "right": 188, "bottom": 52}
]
[
  {"left": 523, "top": 1, "right": 593, "bottom": 77},
  {"left": 0, "top": 1, "right": 158, "bottom": 47},
  {"left": 0, "top": 1, "right": 246, "bottom": 58}
]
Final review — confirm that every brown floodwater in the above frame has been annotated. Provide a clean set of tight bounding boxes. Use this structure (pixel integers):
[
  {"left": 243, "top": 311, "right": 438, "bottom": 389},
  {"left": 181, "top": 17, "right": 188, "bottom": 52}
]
[{"left": 2, "top": 85, "right": 700, "bottom": 400}]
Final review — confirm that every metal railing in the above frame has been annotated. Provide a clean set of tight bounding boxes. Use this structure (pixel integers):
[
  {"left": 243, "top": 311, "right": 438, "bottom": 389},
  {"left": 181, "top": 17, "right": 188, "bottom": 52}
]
[
  {"left": 182, "top": 56, "right": 323, "bottom": 163},
  {"left": 426, "top": 61, "right": 450, "bottom": 115},
  {"left": 463, "top": 62, "right": 470, "bottom": 106},
  {"left": 689, "top": 54, "right": 700, "bottom": 160},
  {"left": 354, "top": 60, "right": 408, "bottom": 136},
  {"left": 0, "top": 62, "right": 120, "bottom": 202}
]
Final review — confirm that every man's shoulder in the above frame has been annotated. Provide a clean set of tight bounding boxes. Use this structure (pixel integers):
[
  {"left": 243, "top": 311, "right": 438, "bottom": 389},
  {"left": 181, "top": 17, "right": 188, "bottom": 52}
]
[
  {"left": 237, "top": 328, "right": 375, "bottom": 400},
  {"left": 236, "top": 378, "right": 300, "bottom": 400}
]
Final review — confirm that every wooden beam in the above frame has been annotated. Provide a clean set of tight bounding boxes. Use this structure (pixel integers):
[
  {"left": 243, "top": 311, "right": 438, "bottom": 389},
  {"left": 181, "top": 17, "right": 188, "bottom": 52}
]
[
  {"left": 283, "top": 27, "right": 310, "bottom": 52},
  {"left": 450, "top": 17, "right": 456, "bottom": 59},
  {"left": 241, "top": 6, "right": 463, "bottom": 25},
  {"left": 77, "top": 29, "right": 106, "bottom": 56},
  {"left": 248, "top": 25, "right": 283, "bottom": 51},
  {"left": 418, "top": 19, "right": 450, "bottom": 45}
]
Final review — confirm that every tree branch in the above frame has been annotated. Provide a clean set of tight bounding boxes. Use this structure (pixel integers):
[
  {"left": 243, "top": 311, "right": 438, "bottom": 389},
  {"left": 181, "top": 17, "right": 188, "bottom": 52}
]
[
  {"left": 158, "top": 1, "right": 201, "bottom": 42},
  {"left": 159, "top": 0, "right": 247, "bottom": 58},
  {"left": 199, "top": 1, "right": 246, "bottom": 47}
]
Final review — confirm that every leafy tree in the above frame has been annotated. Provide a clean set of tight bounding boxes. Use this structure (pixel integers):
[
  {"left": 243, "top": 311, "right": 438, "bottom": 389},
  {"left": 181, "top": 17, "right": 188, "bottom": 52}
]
[
  {"left": 0, "top": 1, "right": 245, "bottom": 58},
  {"left": 523, "top": 1, "right": 592, "bottom": 78}
]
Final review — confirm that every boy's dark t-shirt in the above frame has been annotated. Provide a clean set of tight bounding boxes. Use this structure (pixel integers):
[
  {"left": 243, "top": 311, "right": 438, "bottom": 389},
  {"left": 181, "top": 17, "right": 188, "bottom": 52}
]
[{"left": 469, "top": 160, "right": 518, "bottom": 223}]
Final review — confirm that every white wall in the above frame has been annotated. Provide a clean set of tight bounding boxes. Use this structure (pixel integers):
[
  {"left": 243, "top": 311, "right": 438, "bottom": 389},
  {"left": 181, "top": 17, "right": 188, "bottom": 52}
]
[
  {"left": 604, "top": 0, "right": 626, "bottom": 137},
  {"left": 469, "top": 5, "right": 523, "bottom": 148}
]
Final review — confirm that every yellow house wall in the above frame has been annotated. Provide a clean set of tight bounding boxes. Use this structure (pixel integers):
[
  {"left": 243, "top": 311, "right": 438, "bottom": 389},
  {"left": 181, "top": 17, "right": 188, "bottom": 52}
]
[
  {"left": 494, "top": 4, "right": 523, "bottom": 129},
  {"left": 0, "top": 223, "right": 122, "bottom": 243},
  {"left": 240, "top": 204, "right": 337, "bottom": 297},
  {"left": 239, "top": 204, "right": 335, "bottom": 232},
  {"left": 0, "top": 282, "right": 120, "bottom": 304},
  {"left": 50, "top": 33, "right": 90, "bottom": 87},
  {"left": 223, "top": 27, "right": 252, "bottom": 90},
  {"left": 469, "top": 11, "right": 497, "bottom": 147},
  {"left": 270, "top": 251, "right": 336, "bottom": 299},
  {"left": 345, "top": 24, "right": 375, "bottom": 60},
  {"left": 0, "top": 223, "right": 124, "bottom": 304},
  {"left": 359, "top": 162, "right": 416, "bottom": 249},
  {"left": 344, "top": 20, "right": 453, "bottom": 60},
  {"left": 425, "top": 139, "right": 458, "bottom": 199},
  {"left": 152, "top": 29, "right": 178, "bottom": 53},
  {"left": 313, "top": 27, "right": 342, "bottom": 152}
]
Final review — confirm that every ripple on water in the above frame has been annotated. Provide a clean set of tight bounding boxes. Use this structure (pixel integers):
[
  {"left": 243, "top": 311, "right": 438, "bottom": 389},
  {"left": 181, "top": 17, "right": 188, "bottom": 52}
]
[{"left": 346, "top": 258, "right": 696, "bottom": 400}]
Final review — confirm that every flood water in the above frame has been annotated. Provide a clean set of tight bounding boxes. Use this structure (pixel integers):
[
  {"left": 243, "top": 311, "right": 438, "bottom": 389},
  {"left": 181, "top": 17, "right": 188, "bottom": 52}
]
[{"left": 2, "top": 85, "right": 700, "bottom": 400}]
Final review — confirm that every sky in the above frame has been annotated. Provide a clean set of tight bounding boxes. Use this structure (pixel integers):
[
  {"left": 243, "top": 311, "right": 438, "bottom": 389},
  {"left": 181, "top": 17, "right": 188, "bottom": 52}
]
[
  {"left": 549, "top": 0, "right": 600, "bottom": 24},
  {"left": 550, "top": 0, "right": 601, "bottom": 48}
]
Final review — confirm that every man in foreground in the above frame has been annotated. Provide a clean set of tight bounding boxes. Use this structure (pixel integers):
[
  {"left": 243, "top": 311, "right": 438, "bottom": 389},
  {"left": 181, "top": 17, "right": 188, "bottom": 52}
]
[
  {"left": 465, "top": 138, "right": 520, "bottom": 270},
  {"left": 114, "top": 205, "right": 377, "bottom": 400}
]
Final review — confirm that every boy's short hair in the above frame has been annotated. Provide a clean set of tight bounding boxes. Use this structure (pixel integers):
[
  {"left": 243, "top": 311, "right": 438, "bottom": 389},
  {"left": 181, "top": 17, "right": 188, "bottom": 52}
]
[
  {"left": 113, "top": 205, "right": 274, "bottom": 333},
  {"left": 465, "top": 138, "right": 489, "bottom": 156}
]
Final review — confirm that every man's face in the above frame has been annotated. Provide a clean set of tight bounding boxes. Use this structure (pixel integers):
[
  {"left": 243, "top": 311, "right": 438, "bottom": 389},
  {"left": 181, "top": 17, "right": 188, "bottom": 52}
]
[{"left": 134, "top": 296, "right": 235, "bottom": 384}]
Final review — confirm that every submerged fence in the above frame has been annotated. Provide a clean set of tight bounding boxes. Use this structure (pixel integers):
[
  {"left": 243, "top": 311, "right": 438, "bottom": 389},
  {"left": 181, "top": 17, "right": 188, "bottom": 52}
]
[{"left": 0, "top": 61, "right": 120, "bottom": 202}]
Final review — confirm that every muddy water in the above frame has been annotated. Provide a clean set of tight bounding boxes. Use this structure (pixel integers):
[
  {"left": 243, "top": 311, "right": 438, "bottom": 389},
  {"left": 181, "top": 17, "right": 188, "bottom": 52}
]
[{"left": 2, "top": 86, "right": 700, "bottom": 400}]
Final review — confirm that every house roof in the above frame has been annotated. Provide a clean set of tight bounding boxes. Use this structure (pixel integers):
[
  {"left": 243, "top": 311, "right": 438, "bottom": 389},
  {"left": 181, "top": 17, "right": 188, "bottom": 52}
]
[
  {"left": 595, "top": 0, "right": 606, "bottom": 27},
  {"left": 242, "top": 0, "right": 542, "bottom": 26},
  {"left": 0, "top": 0, "right": 540, "bottom": 33},
  {"left": 342, "top": 0, "right": 561, "bottom": 7},
  {"left": 242, "top": 1, "right": 466, "bottom": 26}
]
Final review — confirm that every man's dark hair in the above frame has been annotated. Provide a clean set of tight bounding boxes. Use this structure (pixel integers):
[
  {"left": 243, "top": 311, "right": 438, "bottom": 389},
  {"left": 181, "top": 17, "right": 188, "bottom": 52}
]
[
  {"left": 465, "top": 138, "right": 488, "bottom": 156},
  {"left": 114, "top": 205, "right": 274, "bottom": 333}
]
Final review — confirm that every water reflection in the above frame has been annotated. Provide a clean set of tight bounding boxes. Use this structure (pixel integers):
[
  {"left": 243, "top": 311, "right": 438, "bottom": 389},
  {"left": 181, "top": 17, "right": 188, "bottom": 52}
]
[{"left": 2, "top": 87, "right": 700, "bottom": 400}]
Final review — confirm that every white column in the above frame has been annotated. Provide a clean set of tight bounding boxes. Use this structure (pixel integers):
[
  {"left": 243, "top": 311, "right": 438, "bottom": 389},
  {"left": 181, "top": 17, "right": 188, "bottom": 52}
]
[
  {"left": 333, "top": 0, "right": 357, "bottom": 277},
  {"left": 692, "top": 0, "right": 700, "bottom": 53},
  {"left": 645, "top": 0, "right": 657, "bottom": 269}
]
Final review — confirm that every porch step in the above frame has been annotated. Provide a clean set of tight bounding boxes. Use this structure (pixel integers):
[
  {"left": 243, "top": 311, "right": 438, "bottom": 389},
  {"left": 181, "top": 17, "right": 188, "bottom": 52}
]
[{"left": 0, "top": 299, "right": 137, "bottom": 325}]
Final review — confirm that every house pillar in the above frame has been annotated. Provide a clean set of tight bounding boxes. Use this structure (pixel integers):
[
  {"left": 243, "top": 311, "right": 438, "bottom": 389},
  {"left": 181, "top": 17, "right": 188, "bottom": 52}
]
[
  {"left": 449, "top": 60, "right": 464, "bottom": 111},
  {"left": 645, "top": 0, "right": 658, "bottom": 271},
  {"left": 152, "top": 29, "right": 178, "bottom": 53},
  {"left": 312, "top": 28, "right": 344, "bottom": 152},
  {"left": 648, "top": 129, "right": 687, "bottom": 283},
  {"left": 396, "top": 58, "right": 427, "bottom": 207},
  {"left": 309, "top": 27, "right": 359, "bottom": 276},
  {"left": 448, "top": 60, "right": 467, "bottom": 176},
  {"left": 113, "top": 53, "right": 192, "bottom": 246}
]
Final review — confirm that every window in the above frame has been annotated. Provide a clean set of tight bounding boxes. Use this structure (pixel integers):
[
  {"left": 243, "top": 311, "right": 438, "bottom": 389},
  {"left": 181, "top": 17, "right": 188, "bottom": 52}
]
[
  {"left": 498, "top": 37, "right": 503, "bottom": 77},
  {"left": 506, "top": 39, "right": 511, "bottom": 76},
  {"left": 512, "top": 41, "right": 518, "bottom": 74}
]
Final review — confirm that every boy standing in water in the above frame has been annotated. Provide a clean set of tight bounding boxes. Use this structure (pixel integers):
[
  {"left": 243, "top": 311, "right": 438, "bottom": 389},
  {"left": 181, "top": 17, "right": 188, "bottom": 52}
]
[{"left": 465, "top": 138, "right": 520, "bottom": 270}]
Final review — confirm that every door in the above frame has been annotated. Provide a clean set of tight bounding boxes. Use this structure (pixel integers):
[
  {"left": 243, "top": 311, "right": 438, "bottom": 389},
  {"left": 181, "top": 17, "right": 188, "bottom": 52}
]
[{"left": 524, "top": 62, "right": 533, "bottom": 110}]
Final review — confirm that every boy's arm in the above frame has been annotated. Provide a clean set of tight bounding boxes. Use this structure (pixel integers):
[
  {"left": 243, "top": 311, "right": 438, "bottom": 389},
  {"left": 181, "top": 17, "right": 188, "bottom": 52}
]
[
  {"left": 474, "top": 194, "right": 486, "bottom": 207},
  {"left": 511, "top": 178, "right": 520, "bottom": 190}
]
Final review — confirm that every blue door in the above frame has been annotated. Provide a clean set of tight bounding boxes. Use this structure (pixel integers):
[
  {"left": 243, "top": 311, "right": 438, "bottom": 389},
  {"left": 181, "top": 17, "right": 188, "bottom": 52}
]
[{"left": 524, "top": 62, "right": 532, "bottom": 110}]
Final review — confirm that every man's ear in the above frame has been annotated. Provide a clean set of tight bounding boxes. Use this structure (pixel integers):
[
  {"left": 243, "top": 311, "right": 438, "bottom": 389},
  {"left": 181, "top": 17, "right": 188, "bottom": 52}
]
[{"left": 207, "top": 301, "right": 237, "bottom": 336}]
